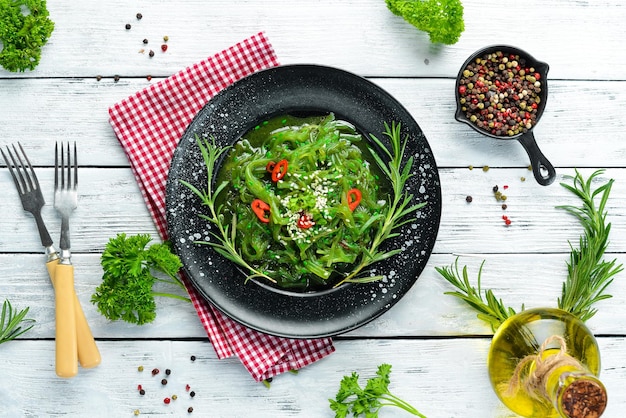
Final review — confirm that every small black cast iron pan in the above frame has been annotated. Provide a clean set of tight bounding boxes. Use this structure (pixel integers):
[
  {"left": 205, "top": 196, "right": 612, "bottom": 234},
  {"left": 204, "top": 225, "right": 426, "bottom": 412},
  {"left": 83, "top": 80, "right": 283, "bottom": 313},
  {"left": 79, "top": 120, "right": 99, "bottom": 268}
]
[{"left": 455, "top": 45, "right": 556, "bottom": 186}]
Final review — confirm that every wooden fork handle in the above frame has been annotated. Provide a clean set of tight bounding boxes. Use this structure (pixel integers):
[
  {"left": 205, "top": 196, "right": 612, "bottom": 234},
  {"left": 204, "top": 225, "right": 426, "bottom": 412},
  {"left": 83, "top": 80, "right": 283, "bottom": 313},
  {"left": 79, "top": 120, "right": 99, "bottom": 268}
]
[
  {"left": 52, "top": 263, "right": 78, "bottom": 378},
  {"left": 47, "top": 260, "right": 101, "bottom": 369}
]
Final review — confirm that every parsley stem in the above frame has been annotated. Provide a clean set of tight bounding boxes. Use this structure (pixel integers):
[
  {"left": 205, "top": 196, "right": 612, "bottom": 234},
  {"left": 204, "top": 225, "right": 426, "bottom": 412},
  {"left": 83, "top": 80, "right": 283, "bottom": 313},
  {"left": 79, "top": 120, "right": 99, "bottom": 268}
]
[
  {"left": 379, "top": 394, "right": 426, "bottom": 417},
  {"left": 151, "top": 292, "right": 192, "bottom": 303}
]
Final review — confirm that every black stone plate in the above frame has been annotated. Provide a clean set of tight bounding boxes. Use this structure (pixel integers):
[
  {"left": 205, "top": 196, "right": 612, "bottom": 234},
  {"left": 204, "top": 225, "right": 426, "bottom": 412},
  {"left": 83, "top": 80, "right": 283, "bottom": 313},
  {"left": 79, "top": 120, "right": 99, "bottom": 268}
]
[{"left": 165, "top": 64, "right": 441, "bottom": 338}]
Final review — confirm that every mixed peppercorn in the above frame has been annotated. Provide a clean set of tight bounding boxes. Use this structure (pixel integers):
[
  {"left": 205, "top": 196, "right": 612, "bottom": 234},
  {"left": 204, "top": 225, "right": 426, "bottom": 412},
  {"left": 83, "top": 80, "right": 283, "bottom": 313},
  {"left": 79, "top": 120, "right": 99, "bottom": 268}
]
[
  {"left": 133, "top": 357, "right": 197, "bottom": 414},
  {"left": 123, "top": 12, "right": 169, "bottom": 62},
  {"left": 463, "top": 168, "right": 533, "bottom": 227},
  {"left": 458, "top": 50, "right": 543, "bottom": 137}
]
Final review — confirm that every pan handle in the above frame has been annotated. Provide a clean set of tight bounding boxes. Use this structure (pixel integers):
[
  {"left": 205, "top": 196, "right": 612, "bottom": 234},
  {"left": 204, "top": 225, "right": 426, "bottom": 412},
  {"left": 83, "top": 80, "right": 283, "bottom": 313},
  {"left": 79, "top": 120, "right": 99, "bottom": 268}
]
[{"left": 517, "top": 131, "right": 556, "bottom": 186}]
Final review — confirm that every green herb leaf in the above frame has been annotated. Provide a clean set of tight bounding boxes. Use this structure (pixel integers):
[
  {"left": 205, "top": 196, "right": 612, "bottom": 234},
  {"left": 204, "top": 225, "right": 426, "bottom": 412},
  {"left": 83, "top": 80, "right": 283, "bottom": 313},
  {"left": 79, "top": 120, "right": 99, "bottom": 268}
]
[
  {"left": 557, "top": 169, "right": 623, "bottom": 321},
  {"left": 334, "top": 122, "right": 426, "bottom": 287},
  {"left": 436, "top": 258, "right": 520, "bottom": 332},
  {"left": 329, "top": 364, "right": 426, "bottom": 418},
  {"left": 386, "top": 0, "right": 465, "bottom": 45},
  {"left": 0, "top": 299, "right": 35, "bottom": 344},
  {"left": 179, "top": 136, "right": 277, "bottom": 285},
  {"left": 91, "top": 233, "right": 190, "bottom": 325},
  {"left": 0, "top": 0, "right": 55, "bottom": 72}
]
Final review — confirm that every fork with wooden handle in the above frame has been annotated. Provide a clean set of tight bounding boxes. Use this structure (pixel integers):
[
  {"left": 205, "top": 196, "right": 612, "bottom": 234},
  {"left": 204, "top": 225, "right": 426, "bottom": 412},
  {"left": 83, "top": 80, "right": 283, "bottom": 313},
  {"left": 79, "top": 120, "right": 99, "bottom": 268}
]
[
  {"left": 2, "top": 143, "right": 100, "bottom": 376},
  {"left": 52, "top": 142, "right": 82, "bottom": 378}
]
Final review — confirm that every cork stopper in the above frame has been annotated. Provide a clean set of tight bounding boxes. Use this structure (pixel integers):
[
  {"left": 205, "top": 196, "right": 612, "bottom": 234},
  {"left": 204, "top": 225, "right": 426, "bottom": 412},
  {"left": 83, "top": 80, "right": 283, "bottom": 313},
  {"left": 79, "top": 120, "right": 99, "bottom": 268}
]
[{"left": 560, "top": 378, "right": 607, "bottom": 418}]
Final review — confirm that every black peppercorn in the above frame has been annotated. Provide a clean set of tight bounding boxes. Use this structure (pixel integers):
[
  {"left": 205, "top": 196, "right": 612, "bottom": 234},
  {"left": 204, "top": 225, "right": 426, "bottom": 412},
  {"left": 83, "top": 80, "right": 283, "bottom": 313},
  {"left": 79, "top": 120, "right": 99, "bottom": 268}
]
[
  {"left": 190, "top": 355, "right": 196, "bottom": 361},
  {"left": 143, "top": 38, "right": 148, "bottom": 44},
  {"left": 190, "top": 391, "right": 195, "bottom": 398},
  {"left": 139, "top": 389, "right": 145, "bottom": 395},
  {"left": 136, "top": 13, "right": 143, "bottom": 20},
  {"left": 149, "top": 50, "right": 155, "bottom": 57},
  {"left": 465, "top": 195, "right": 473, "bottom": 203},
  {"left": 161, "top": 378, "right": 168, "bottom": 385},
  {"left": 114, "top": 75, "right": 120, "bottom": 83},
  {"left": 188, "top": 407, "right": 194, "bottom": 413},
  {"left": 165, "top": 369, "right": 171, "bottom": 375},
  {"left": 125, "top": 23, "right": 131, "bottom": 30}
]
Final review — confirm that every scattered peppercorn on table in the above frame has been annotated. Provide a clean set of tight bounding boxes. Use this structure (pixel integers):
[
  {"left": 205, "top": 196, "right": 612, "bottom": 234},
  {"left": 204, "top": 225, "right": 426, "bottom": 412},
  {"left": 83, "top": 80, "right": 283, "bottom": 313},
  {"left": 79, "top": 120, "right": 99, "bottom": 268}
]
[{"left": 2, "top": 1, "right": 626, "bottom": 416}]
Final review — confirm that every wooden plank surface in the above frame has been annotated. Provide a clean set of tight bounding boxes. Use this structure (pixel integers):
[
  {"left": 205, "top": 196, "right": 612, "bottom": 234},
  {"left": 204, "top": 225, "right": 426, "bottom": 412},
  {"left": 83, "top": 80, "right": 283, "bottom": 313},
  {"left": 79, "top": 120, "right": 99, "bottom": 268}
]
[
  {"left": 0, "top": 338, "right": 624, "bottom": 417},
  {"left": 1, "top": 1, "right": 625, "bottom": 80},
  {"left": 2, "top": 78, "right": 626, "bottom": 168},
  {"left": 1, "top": 252, "right": 625, "bottom": 340},
  {"left": 1, "top": 0, "right": 625, "bottom": 416},
  {"left": 3, "top": 168, "right": 626, "bottom": 255}
]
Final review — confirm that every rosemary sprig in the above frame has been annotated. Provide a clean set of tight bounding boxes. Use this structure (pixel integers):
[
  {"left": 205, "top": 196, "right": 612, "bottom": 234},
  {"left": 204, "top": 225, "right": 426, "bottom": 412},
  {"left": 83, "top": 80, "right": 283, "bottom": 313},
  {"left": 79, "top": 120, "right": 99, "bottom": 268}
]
[
  {"left": 179, "top": 136, "right": 276, "bottom": 284},
  {"left": 437, "top": 169, "right": 622, "bottom": 331},
  {"left": 435, "top": 258, "right": 519, "bottom": 332},
  {"left": 0, "top": 299, "right": 35, "bottom": 344},
  {"left": 557, "top": 169, "right": 623, "bottom": 322},
  {"left": 335, "top": 122, "right": 426, "bottom": 286}
]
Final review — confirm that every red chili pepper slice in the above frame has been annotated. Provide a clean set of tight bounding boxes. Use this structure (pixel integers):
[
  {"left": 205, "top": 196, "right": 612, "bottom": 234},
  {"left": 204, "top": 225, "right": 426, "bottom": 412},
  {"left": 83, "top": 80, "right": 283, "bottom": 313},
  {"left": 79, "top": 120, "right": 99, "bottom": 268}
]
[
  {"left": 266, "top": 161, "right": 276, "bottom": 172},
  {"left": 296, "top": 213, "right": 315, "bottom": 229},
  {"left": 271, "top": 159, "right": 288, "bottom": 182},
  {"left": 251, "top": 199, "right": 270, "bottom": 223},
  {"left": 347, "top": 188, "right": 362, "bottom": 211}
]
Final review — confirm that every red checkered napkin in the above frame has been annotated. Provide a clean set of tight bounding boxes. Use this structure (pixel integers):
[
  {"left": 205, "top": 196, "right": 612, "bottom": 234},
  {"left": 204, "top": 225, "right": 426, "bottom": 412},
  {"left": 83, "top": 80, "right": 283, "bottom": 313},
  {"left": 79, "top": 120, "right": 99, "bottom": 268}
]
[{"left": 108, "top": 32, "right": 334, "bottom": 381}]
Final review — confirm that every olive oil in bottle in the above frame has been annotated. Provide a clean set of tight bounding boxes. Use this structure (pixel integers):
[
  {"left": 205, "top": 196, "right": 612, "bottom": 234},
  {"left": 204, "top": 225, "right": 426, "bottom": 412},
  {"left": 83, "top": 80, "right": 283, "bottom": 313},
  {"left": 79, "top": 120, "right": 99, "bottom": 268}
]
[{"left": 488, "top": 308, "right": 607, "bottom": 418}]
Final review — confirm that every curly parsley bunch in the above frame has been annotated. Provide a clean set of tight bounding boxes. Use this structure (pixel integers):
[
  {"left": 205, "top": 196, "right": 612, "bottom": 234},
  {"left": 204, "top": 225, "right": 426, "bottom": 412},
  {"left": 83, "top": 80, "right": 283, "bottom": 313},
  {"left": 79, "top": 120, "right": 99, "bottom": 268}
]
[
  {"left": 0, "top": 0, "right": 55, "bottom": 72},
  {"left": 91, "top": 234, "right": 190, "bottom": 325},
  {"left": 386, "top": 0, "right": 465, "bottom": 45}
]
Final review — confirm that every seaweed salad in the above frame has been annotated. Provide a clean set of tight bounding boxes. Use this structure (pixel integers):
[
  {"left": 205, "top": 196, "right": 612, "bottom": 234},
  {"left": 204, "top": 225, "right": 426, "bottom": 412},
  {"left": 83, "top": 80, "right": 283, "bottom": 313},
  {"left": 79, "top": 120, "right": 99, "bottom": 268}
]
[{"left": 181, "top": 114, "right": 424, "bottom": 291}]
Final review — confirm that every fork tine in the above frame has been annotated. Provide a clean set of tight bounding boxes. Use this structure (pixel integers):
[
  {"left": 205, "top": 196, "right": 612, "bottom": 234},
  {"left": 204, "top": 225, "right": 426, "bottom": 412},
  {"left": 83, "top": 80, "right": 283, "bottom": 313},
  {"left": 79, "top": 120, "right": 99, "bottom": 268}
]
[
  {"left": 73, "top": 142, "right": 78, "bottom": 189},
  {"left": 65, "top": 142, "right": 71, "bottom": 189},
  {"left": 54, "top": 142, "right": 59, "bottom": 190},
  {"left": 17, "top": 142, "right": 40, "bottom": 191},
  {"left": 9, "top": 145, "right": 29, "bottom": 193},
  {"left": 0, "top": 147, "right": 21, "bottom": 192},
  {"left": 61, "top": 142, "right": 66, "bottom": 189},
  {"left": 64, "top": 142, "right": 69, "bottom": 188},
  {"left": 2, "top": 144, "right": 32, "bottom": 194}
]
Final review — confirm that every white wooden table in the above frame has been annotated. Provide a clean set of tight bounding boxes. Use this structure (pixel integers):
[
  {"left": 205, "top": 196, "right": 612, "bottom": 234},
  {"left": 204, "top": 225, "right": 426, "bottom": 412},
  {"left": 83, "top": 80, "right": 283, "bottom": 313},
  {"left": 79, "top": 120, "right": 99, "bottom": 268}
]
[{"left": 2, "top": 1, "right": 626, "bottom": 416}]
